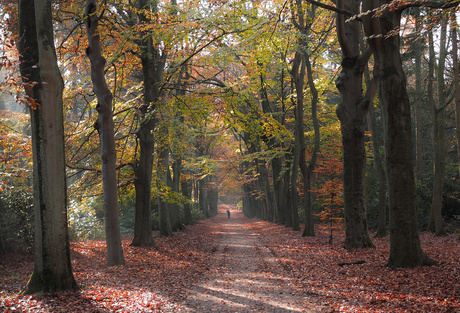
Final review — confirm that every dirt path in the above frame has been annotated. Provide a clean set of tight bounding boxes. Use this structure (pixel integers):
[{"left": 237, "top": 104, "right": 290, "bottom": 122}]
[{"left": 173, "top": 205, "right": 321, "bottom": 312}]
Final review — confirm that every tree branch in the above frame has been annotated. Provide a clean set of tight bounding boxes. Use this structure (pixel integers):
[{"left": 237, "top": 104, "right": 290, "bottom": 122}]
[
  {"left": 304, "top": 0, "right": 360, "bottom": 19},
  {"left": 357, "top": 47, "right": 373, "bottom": 69},
  {"left": 360, "top": 76, "right": 379, "bottom": 114},
  {"left": 336, "top": 0, "right": 353, "bottom": 58}
]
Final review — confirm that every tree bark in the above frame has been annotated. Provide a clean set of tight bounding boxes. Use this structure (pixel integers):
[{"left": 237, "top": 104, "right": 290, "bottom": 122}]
[
  {"left": 284, "top": 154, "right": 293, "bottom": 228},
  {"left": 158, "top": 144, "right": 172, "bottom": 236},
  {"left": 301, "top": 47, "right": 320, "bottom": 237},
  {"left": 169, "top": 156, "right": 186, "bottom": 230},
  {"left": 453, "top": 11, "right": 460, "bottom": 179},
  {"left": 85, "top": 0, "right": 124, "bottom": 266},
  {"left": 428, "top": 19, "right": 447, "bottom": 236},
  {"left": 131, "top": 0, "right": 166, "bottom": 246},
  {"left": 364, "top": 1, "right": 436, "bottom": 267},
  {"left": 131, "top": 116, "right": 155, "bottom": 246},
  {"left": 335, "top": 0, "right": 374, "bottom": 249},
  {"left": 19, "top": 0, "right": 78, "bottom": 294},
  {"left": 272, "top": 155, "right": 283, "bottom": 224},
  {"left": 199, "top": 176, "right": 208, "bottom": 217},
  {"left": 272, "top": 68, "right": 287, "bottom": 225},
  {"left": 364, "top": 62, "right": 387, "bottom": 238},
  {"left": 414, "top": 8, "right": 425, "bottom": 180},
  {"left": 181, "top": 178, "right": 193, "bottom": 225},
  {"left": 207, "top": 176, "right": 219, "bottom": 217},
  {"left": 291, "top": 0, "right": 320, "bottom": 236},
  {"left": 259, "top": 74, "right": 277, "bottom": 223},
  {"left": 256, "top": 158, "right": 273, "bottom": 221},
  {"left": 289, "top": 51, "right": 304, "bottom": 232},
  {"left": 368, "top": 92, "right": 388, "bottom": 238}
]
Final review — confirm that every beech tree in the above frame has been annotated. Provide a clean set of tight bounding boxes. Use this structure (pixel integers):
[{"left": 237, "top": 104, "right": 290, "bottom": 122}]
[
  {"left": 366, "top": 78, "right": 387, "bottom": 238},
  {"left": 335, "top": 0, "right": 374, "bottom": 249},
  {"left": 413, "top": 8, "right": 425, "bottom": 180},
  {"left": 129, "top": 0, "right": 165, "bottom": 246},
  {"left": 428, "top": 17, "right": 447, "bottom": 235},
  {"left": 85, "top": 0, "right": 125, "bottom": 266},
  {"left": 18, "top": 0, "right": 78, "bottom": 294},
  {"left": 453, "top": 10, "right": 460, "bottom": 178},
  {"left": 290, "top": 0, "right": 321, "bottom": 236},
  {"left": 362, "top": 0, "right": 451, "bottom": 267}
]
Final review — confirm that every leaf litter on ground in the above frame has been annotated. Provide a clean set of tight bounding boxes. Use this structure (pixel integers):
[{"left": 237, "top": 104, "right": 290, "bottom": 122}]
[{"left": 0, "top": 204, "right": 459, "bottom": 312}]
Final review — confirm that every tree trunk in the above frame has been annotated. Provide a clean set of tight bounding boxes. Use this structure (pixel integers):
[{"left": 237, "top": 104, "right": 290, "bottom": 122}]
[
  {"left": 272, "top": 68, "right": 287, "bottom": 225},
  {"left": 336, "top": 0, "right": 374, "bottom": 249},
  {"left": 19, "top": 0, "right": 78, "bottom": 294},
  {"left": 284, "top": 154, "right": 293, "bottom": 228},
  {"left": 301, "top": 46, "right": 320, "bottom": 237},
  {"left": 369, "top": 94, "right": 388, "bottom": 238},
  {"left": 181, "top": 178, "right": 193, "bottom": 225},
  {"left": 208, "top": 176, "right": 219, "bottom": 217},
  {"left": 289, "top": 50, "right": 305, "bottom": 232},
  {"left": 364, "top": 64, "right": 387, "bottom": 238},
  {"left": 272, "top": 156, "right": 283, "bottom": 224},
  {"left": 414, "top": 8, "right": 425, "bottom": 180},
  {"left": 85, "top": 0, "right": 125, "bottom": 266},
  {"left": 428, "top": 20, "right": 447, "bottom": 236},
  {"left": 453, "top": 11, "right": 460, "bottom": 179},
  {"left": 131, "top": 0, "right": 166, "bottom": 246},
  {"left": 257, "top": 159, "right": 273, "bottom": 221},
  {"left": 199, "top": 176, "right": 208, "bottom": 217},
  {"left": 242, "top": 183, "right": 253, "bottom": 218},
  {"left": 259, "top": 75, "right": 277, "bottom": 223},
  {"left": 158, "top": 145, "right": 172, "bottom": 236},
  {"left": 131, "top": 117, "right": 155, "bottom": 246},
  {"left": 169, "top": 156, "right": 186, "bottom": 230},
  {"left": 291, "top": 1, "right": 319, "bottom": 236},
  {"left": 364, "top": 2, "right": 436, "bottom": 267}
]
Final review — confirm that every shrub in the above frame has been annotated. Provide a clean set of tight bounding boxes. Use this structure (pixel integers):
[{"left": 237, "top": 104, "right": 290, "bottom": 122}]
[
  {"left": 68, "top": 197, "right": 105, "bottom": 241},
  {"left": 0, "top": 187, "right": 34, "bottom": 253},
  {"left": 190, "top": 201, "right": 206, "bottom": 223}
]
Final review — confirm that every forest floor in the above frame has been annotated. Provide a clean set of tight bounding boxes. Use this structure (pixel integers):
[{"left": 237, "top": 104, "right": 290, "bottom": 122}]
[{"left": 0, "top": 204, "right": 459, "bottom": 312}]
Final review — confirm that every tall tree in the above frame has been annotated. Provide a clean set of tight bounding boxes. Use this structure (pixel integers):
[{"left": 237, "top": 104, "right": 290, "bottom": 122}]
[
  {"left": 289, "top": 51, "right": 303, "bottom": 232},
  {"left": 335, "top": 0, "right": 374, "bottom": 249},
  {"left": 85, "top": 0, "right": 125, "bottom": 266},
  {"left": 414, "top": 8, "right": 425, "bottom": 180},
  {"left": 291, "top": 0, "right": 321, "bottom": 236},
  {"left": 428, "top": 17, "right": 447, "bottom": 235},
  {"left": 130, "top": 0, "right": 166, "bottom": 246},
  {"left": 452, "top": 10, "right": 460, "bottom": 178},
  {"left": 18, "top": 0, "right": 78, "bottom": 293},
  {"left": 363, "top": 0, "right": 443, "bottom": 267},
  {"left": 157, "top": 124, "right": 173, "bottom": 236},
  {"left": 367, "top": 85, "right": 388, "bottom": 238},
  {"left": 259, "top": 75, "right": 277, "bottom": 223}
]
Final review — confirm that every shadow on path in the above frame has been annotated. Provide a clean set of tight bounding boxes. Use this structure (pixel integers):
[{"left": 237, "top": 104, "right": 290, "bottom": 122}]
[{"left": 173, "top": 205, "right": 319, "bottom": 312}]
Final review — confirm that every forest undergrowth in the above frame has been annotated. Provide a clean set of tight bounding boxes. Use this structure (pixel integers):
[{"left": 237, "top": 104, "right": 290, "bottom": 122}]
[{"left": 0, "top": 205, "right": 459, "bottom": 312}]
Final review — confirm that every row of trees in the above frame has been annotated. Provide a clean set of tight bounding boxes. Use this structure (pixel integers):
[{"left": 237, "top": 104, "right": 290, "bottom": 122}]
[{"left": 1, "top": 0, "right": 459, "bottom": 294}]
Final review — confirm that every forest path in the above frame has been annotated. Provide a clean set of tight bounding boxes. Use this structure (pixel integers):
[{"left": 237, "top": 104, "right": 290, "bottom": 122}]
[{"left": 174, "top": 205, "right": 319, "bottom": 312}]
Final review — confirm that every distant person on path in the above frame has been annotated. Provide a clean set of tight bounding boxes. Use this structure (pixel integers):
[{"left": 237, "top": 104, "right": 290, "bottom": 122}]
[{"left": 227, "top": 209, "right": 230, "bottom": 219}]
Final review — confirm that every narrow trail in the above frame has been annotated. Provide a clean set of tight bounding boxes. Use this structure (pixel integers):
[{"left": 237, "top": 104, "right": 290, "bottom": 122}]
[{"left": 174, "top": 205, "right": 319, "bottom": 312}]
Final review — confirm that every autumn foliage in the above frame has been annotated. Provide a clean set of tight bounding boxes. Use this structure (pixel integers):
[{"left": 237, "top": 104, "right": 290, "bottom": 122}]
[{"left": 313, "top": 147, "right": 344, "bottom": 239}]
